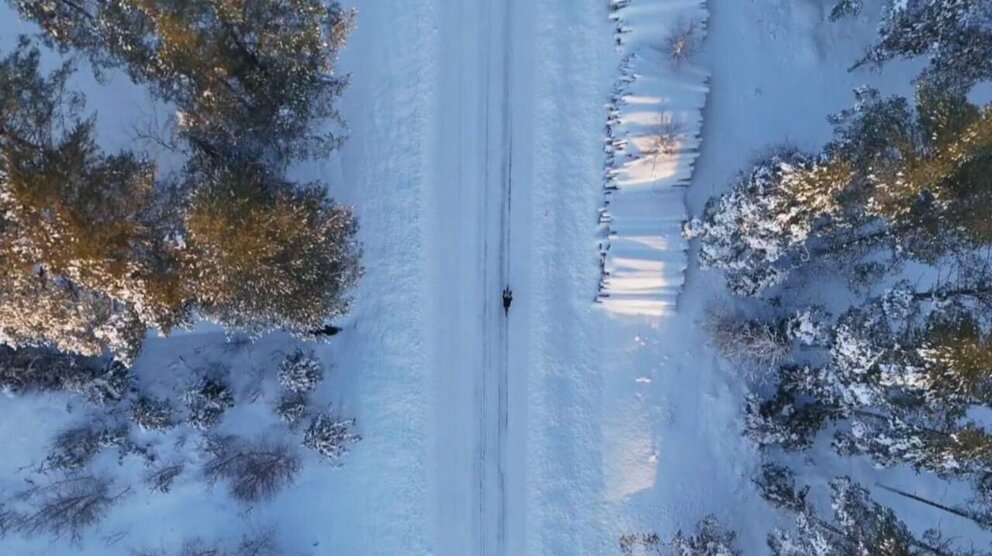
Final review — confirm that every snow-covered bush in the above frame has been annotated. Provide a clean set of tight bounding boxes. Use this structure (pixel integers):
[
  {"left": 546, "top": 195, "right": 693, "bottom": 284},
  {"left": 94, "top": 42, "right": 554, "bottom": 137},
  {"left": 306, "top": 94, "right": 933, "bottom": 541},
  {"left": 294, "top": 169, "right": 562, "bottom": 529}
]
[
  {"left": 690, "top": 151, "right": 847, "bottom": 297},
  {"left": 670, "top": 516, "right": 740, "bottom": 556},
  {"left": 303, "top": 412, "right": 360, "bottom": 463},
  {"left": 0, "top": 347, "right": 131, "bottom": 405},
  {"left": 275, "top": 392, "right": 309, "bottom": 426},
  {"left": 183, "top": 376, "right": 234, "bottom": 431},
  {"left": 619, "top": 532, "right": 662, "bottom": 556},
  {"left": 278, "top": 351, "right": 324, "bottom": 394},
  {"left": 785, "top": 307, "right": 830, "bottom": 347},
  {"left": 44, "top": 423, "right": 130, "bottom": 472},
  {"left": 131, "top": 396, "right": 175, "bottom": 432},
  {"left": 133, "top": 531, "right": 280, "bottom": 556},
  {"left": 705, "top": 309, "right": 791, "bottom": 368},
  {"left": 202, "top": 436, "right": 301, "bottom": 503}
]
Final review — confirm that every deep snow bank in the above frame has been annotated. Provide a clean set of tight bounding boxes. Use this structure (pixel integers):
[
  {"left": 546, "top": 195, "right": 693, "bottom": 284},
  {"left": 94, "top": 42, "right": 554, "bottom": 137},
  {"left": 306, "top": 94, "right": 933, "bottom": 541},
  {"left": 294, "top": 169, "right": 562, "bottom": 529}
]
[{"left": 598, "top": 0, "right": 709, "bottom": 317}]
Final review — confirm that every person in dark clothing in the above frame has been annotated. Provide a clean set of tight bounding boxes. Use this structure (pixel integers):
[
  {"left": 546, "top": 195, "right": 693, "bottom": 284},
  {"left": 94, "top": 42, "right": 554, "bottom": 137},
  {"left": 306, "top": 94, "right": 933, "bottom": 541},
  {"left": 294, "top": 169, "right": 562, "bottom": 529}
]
[{"left": 502, "top": 287, "right": 513, "bottom": 315}]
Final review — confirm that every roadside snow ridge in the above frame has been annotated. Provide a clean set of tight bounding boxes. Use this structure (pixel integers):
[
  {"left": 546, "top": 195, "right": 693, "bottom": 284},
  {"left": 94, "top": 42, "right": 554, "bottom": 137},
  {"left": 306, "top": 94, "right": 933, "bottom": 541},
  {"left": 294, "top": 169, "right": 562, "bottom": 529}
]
[{"left": 598, "top": 0, "right": 710, "bottom": 316}]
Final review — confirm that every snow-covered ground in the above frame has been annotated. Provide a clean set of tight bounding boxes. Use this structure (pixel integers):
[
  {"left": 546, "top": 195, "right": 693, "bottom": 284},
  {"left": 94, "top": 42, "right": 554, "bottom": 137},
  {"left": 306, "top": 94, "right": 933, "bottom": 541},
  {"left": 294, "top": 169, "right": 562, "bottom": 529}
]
[{"left": 1, "top": 0, "right": 987, "bottom": 554}]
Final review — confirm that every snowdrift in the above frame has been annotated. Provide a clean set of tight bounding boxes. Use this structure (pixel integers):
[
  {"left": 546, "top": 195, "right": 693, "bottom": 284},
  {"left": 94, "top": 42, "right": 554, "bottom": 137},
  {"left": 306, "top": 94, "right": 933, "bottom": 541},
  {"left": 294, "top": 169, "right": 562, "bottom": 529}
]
[{"left": 598, "top": 0, "right": 709, "bottom": 316}]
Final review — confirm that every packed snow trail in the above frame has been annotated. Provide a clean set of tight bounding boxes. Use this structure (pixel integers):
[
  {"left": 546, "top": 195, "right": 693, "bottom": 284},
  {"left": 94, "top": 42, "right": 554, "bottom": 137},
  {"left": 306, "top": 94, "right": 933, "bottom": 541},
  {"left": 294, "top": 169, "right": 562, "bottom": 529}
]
[{"left": 433, "top": 0, "right": 531, "bottom": 553}]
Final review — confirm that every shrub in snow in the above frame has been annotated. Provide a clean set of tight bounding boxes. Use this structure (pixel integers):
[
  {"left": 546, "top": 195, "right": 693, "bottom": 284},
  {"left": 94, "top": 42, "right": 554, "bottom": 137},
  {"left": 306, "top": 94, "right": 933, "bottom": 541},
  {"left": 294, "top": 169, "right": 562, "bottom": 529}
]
[
  {"left": 5, "top": 475, "right": 128, "bottom": 544},
  {"left": 202, "top": 436, "right": 301, "bottom": 503},
  {"left": 183, "top": 376, "right": 234, "bottom": 431},
  {"left": 670, "top": 516, "right": 740, "bottom": 556},
  {"left": 705, "top": 309, "right": 791, "bottom": 368},
  {"left": 743, "top": 386, "right": 836, "bottom": 452},
  {"left": 619, "top": 532, "right": 661, "bottom": 555},
  {"left": 145, "top": 463, "right": 184, "bottom": 494},
  {"left": 44, "top": 423, "right": 130, "bottom": 472},
  {"left": 665, "top": 20, "right": 703, "bottom": 69},
  {"left": 67, "top": 361, "right": 133, "bottom": 406},
  {"left": 131, "top": 396, "right": 175, "bottom": 432},
  {"left": 278, "top": 351, "right": 324, "bottom": 394},
  {"left": 275, "top": 392, "right": 309, "bottom": 426},
  {"left": 303, "top": 412, "right": 360, "bottom": 463}
]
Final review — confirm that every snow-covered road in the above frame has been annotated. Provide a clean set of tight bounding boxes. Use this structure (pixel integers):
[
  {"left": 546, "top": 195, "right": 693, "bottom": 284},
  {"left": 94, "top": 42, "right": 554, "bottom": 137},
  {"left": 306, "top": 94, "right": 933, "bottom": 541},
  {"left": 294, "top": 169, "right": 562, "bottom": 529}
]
[{"left": 433, "top": 0, "right": 533, "bottom": 552}]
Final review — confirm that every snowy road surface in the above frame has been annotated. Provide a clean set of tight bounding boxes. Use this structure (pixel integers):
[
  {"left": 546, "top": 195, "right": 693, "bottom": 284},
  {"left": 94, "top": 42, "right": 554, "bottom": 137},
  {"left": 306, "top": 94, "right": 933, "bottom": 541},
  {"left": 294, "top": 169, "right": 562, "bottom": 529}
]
[{"left": 434, "top": 0, "right": 531, "bottom": 552}]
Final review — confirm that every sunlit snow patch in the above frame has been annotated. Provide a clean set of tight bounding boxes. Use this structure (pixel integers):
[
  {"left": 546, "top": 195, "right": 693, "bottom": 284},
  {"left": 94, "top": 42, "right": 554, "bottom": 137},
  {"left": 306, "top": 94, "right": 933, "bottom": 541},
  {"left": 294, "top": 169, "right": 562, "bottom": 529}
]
[{"left": 598, "top": 0, "right": 709, "bottom": 317}]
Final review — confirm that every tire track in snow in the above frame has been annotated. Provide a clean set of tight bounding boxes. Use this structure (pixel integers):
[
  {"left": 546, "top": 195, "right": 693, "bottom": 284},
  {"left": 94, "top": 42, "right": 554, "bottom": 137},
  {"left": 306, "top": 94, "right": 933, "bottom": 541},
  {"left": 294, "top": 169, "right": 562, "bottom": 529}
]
[{"left": 480, "top": 0, "right": 513, "bottom": 553}]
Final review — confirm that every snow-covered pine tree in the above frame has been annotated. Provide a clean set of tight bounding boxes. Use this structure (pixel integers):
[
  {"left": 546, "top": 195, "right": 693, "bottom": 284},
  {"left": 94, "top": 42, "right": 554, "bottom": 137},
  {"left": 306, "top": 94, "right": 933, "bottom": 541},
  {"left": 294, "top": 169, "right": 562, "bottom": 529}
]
[
  {"left": 690, "top": 150, "right": 852, "bottom": 296},
  {"left": 278, "top": 350, "right": 324, "bottom": 394},
  {"left": 769, "top": 477, "right": 962, "bottom": 555},
  {"left": 0, "top": 38, "right": 173, "bottom": 361},
  {"left": 837, "top": 0, "right": 992, "bottom": 93},
  {"left": 756, "top": 463, "right": 809, "bottom": 514},
  {"left": 303, "top": 412, "right": 360, "bottom": 463},
  {"left": 184, "top": 160, "right": 361, "bottom": 335},
  {"left": 14, "top": 0, "right": 355, "bottom": 162}
]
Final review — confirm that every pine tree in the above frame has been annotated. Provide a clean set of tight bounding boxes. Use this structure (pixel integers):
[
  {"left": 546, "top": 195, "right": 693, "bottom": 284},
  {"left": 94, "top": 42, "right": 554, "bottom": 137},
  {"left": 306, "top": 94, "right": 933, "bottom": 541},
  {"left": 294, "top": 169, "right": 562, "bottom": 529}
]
[
  {"left": 840, "top": 0, "right": 992, "bottom": 93},
  {"left": 690, "top": 150, "right": 853, "bottom": 296},
  {"left": 920, "top": 311, "right": 992, "bottom": 407},
  {"left": 0, "top": 38, "right": 160, "bottom": 360},
  {"left": 184, "top": 160, "right": 361, "bottom": 334},
  {"left": 14, "top": 0, "right": 355, "bottom": 161},
  {"left": 768, "top": 476, "right": 961, "bottom": 556}
]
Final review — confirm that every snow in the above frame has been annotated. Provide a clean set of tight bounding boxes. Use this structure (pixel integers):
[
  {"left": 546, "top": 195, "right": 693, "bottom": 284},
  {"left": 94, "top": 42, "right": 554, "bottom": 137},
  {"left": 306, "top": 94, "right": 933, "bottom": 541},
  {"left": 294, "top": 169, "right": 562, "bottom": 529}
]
[
  {"left": 598, "top": 0, "right": 709, "bottom": 317},
  {"left": 1, "top": 0, "right": 989, "bottom": 554}
]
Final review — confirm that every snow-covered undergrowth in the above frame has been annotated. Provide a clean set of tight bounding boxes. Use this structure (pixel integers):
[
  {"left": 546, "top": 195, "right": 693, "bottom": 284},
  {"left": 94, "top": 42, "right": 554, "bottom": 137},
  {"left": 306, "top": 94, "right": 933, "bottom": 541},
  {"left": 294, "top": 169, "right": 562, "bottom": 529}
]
[{"left": 598, "top": 0, "right": 709, "bottom": 317}]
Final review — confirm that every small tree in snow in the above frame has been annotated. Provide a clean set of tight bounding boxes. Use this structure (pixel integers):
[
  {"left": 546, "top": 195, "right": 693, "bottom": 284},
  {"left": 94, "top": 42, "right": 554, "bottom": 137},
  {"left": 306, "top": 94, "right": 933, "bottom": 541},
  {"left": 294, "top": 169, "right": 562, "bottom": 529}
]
[
  {"left": 278, "top": 350, "right": 324, "bottom": 394},
  {"left": 183, "top": 375, "right": 234, "bottom": 431},
  {"left": 131, "top": 396, "right": 175, "bottom": 432},
  {"left": 768, "top": 477, "right": 960, "bottom": 555},
  {"left": 666, "top": 20, "right": 703, "bottom": 70},
  {"left": 202, "top": 436, "right": 301, "bottom": 503},
  {"left": 43, "top": 423, "right": 131, "bottom": 472},
  {"left": 705, "top": 309, "right": 791, "bottom": 369},
  {"left": 303, "top": 412, "right": 360, "bottom": 463},
  {"left": 145, "top": 463, "right": 184, "bottom": 494},
  {"left": 756, "top": 463, "right": 808, "bottom": 514},
  {"left": 6, "top": 475, "right": 129, "bottom": 544},
  {"left": 690, "top": 150, "right": 852, "bottom": 296},
  {"left": 275, "top": 392, "right": 309, "bottom": 427}
]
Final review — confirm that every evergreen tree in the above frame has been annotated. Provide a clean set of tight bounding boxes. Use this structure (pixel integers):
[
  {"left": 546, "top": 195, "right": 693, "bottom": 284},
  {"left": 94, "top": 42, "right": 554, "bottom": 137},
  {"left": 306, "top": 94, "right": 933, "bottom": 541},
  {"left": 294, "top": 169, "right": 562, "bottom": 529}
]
[
  {"left": 13, "top": 0, "right": 355, "bottom": 161},
  {"left": 834, "top": 0, "right": 992, "bottom": 93},
  {"left": 184, "top": 160, "right": 361, "bottom": 334},
  {"left": 768, "top": 476, "right": 960, "bottom": 556},
  {"left": 0, "top": 38, "right": 158, "bottom": 360},
  {"left": 690, "top": 150, "right": 853, "bottom": 296}
]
